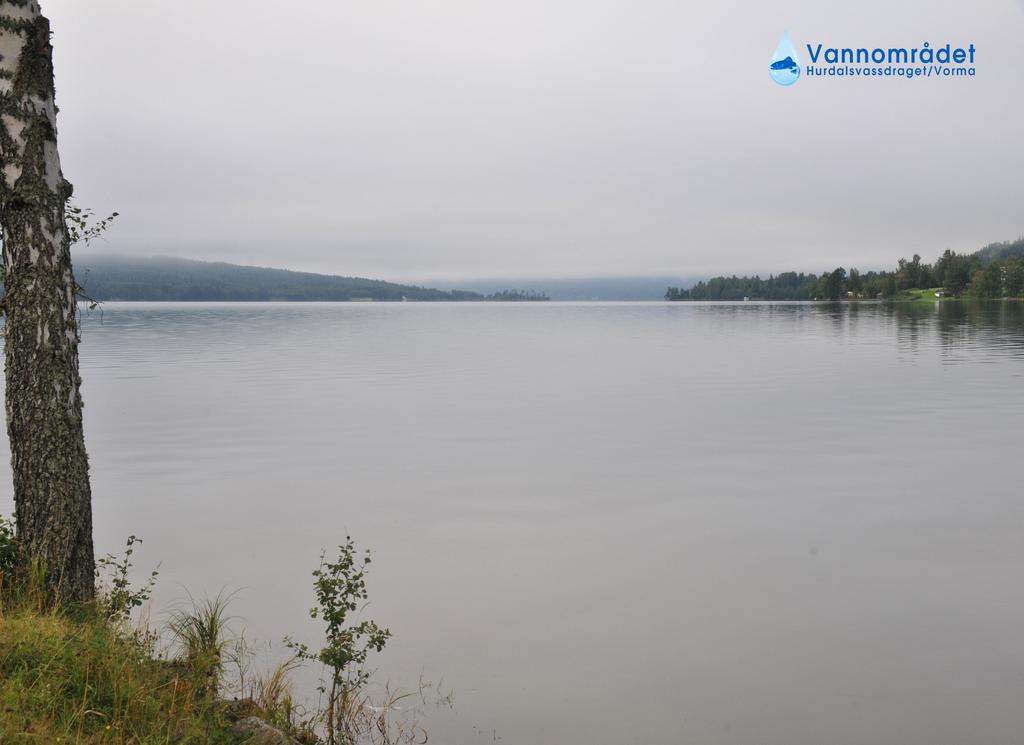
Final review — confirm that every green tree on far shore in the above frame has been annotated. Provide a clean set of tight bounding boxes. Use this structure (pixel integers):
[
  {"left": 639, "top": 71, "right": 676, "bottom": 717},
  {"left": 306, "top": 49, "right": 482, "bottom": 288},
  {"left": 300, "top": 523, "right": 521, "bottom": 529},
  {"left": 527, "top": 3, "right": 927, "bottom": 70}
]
[
  {"left": 972, "top": 263, "right": 1004, "bottom": 298},
  {"left": 666, "top": 237, "right": 1024, "bottom": 302}
]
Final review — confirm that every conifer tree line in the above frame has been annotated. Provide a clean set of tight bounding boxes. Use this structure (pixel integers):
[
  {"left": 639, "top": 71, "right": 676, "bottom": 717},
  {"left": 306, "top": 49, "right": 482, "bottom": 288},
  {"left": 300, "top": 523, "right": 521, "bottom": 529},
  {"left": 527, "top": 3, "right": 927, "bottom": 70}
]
[{"left": 666, "top": 238, "right": 1024, "bottom": 301}]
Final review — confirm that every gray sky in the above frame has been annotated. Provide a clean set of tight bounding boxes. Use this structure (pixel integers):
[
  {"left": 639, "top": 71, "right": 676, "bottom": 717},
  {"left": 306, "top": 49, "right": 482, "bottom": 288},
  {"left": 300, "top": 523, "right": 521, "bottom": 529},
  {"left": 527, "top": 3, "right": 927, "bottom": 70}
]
[{"left": 50, "top": 0, "right": 1024, "bottom": 282}]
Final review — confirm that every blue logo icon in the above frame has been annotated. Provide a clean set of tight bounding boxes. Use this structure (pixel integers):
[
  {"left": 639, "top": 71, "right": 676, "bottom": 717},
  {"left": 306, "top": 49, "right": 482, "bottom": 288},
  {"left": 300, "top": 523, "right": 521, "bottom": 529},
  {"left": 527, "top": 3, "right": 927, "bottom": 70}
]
[{"left": 770, "top": 32, "right": 800, "bottom": 86}]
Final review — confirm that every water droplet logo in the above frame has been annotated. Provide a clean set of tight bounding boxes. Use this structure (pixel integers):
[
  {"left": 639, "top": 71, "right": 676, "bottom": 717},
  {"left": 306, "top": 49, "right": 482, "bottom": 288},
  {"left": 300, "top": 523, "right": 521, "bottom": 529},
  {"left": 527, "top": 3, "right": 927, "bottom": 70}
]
[{"left": 769, "top": 32, "right": 800, "bottom": 87}]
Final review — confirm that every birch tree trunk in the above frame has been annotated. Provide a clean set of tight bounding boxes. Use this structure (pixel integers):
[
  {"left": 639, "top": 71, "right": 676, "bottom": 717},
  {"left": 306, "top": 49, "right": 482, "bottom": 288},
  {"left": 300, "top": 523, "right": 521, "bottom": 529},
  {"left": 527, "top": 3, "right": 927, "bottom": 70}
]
[{"left": 0, "top": 0, "right": 94, "bottom": 602}]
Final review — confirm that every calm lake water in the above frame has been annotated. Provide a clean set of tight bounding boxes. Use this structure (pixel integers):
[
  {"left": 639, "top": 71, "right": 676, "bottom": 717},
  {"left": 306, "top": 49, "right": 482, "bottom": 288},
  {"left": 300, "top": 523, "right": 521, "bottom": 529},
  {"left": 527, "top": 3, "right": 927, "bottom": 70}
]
[{"left": 3, "top": 300, "right": 1024, "bottom": 745}]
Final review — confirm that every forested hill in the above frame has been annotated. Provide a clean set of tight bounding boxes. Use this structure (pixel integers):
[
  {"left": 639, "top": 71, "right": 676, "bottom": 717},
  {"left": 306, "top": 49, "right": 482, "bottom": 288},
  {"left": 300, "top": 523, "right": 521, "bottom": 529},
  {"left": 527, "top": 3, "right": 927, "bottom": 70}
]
[
  {"left": 666, "top": 237, "right": 1024, "bottom": 301},
  {"left": 975, "top": 238, "right": 1024, "bottom": 264},
  {"left": 74, "top": 256, "right": 484, "bottom": 301}
]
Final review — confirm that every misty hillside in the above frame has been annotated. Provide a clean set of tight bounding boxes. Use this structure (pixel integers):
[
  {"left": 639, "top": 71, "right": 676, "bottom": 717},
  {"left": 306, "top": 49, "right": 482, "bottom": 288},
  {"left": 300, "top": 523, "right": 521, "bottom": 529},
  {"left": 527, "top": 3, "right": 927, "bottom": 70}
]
[
  {"left": 74, "top": 256, "right": 483, "bottom": 302},
  {"left": 975, "top": 237, "right": 1024, "bottom": 264},
  {"left": 448, "top": 275, "right": 706, "bottom": 301}
]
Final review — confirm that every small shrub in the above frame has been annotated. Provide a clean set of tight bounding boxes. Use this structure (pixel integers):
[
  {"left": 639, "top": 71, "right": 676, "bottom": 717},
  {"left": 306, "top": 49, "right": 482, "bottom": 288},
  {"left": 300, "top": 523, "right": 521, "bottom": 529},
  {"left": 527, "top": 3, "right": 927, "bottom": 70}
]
[
  {"left": 0, "top": 515, "right": 16, "bottom": 587},
  {"left": 96, "top": 535, "right": 159, "bottom": 622},
  {"left": 287, "top": 537, "right": 391, "bottom": 745}
]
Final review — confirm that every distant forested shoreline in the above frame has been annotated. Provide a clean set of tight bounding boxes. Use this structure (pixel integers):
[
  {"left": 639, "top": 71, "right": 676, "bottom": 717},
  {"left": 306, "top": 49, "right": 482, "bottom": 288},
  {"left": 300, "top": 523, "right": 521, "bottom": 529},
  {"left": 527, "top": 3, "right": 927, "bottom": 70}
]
[
  {"left": 73, "top": 256, "right": 546, "bottom": 302},
  {"left": 666, "top": 237, "right": 1024, "bottom": 301}
]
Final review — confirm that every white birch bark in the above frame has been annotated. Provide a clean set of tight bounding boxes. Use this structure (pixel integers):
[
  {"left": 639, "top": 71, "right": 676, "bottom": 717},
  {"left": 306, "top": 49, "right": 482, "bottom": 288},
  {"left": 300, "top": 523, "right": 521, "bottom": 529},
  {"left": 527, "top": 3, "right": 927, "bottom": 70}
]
[{"left": 0, "top": 0, "right": 94, "bottom": 602}]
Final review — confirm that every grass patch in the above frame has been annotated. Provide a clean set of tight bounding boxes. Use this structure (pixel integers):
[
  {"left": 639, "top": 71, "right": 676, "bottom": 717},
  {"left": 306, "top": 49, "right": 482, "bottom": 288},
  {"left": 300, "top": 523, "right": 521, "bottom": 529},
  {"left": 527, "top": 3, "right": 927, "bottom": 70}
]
[
  {"left": 0, "top": 526, "right": 443, "bottom": 745},
  {"left": 0, "top": 603, "right": 234, "bottom": 744},
  {"left": 894, "top": 287, "right": 946, "bottom": 301}
]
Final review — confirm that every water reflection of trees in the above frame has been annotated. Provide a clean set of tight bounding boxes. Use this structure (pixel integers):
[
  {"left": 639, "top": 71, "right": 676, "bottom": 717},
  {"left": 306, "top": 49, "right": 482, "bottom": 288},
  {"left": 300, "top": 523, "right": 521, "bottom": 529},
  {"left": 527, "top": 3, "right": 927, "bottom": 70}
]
[
  {"left": 884, "top": 301, "right": 1024, "bottom": 362},
  {"left": 674, "top": 300, "right": 1024, "bottom": 363}
]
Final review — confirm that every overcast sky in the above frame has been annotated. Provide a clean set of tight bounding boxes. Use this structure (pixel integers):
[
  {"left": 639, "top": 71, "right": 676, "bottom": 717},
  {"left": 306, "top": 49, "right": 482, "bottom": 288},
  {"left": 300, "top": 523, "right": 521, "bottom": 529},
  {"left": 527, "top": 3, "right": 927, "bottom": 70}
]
[{"left": 48, "top": 0, "right": 1024, "bottom": 282}]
